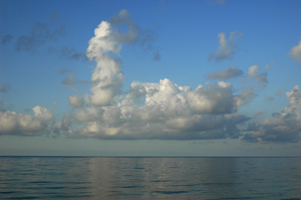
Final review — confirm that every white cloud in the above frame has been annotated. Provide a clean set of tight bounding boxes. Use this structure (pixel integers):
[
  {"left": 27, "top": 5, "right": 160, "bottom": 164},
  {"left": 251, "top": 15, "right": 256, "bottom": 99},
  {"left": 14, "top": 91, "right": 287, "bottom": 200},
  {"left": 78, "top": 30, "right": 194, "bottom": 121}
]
[
  {"left": 61, "top": 77, "right": 251, "bottom": 140},
  {"left": 68, "top": 95, "right": 84, "bottom": 107},
  {"left": 86, "top": 21, "right": 124, "bottom": 106},
  {"left": 289, "top": 40, "right": 301, "bottom": 62},
  {"left": 208, "top": 31, "right": 243, "bottom": 61},
  {"left": 207, "top": 66, "right": 243, "bottom": 79},
  {"left": 0, "top": 106, "right": 53, "bottom": 136}
]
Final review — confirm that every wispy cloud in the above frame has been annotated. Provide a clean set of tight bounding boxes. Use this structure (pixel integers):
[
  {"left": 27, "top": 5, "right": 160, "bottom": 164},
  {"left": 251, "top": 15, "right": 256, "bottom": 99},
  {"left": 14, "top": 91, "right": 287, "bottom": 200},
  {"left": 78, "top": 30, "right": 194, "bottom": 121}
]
[
  {"left": 207, "top": 66, "right": 243, "bottom": 79},
  {"left": 61, "top": 72, "right": 90, "bottom": 91},
  {"left": 247, "top": 65, "right": 268, "bottom": 88},
  {"left": 0, "top": 82, "right": 10, "bottom": 93},
  {"left": 275, "top": 85, "right": 288, "bottom": 96},
  {"left": 208, "top": 31, "right": 243, "bottom": 61},
  {"left": 49, "top": 46, "right": 87, "bottom": 61},
  {"left": 58, "top": 67, "right": 72, "bottom": 74},
  {"left": 15, "top": 21, "right": 66, "bottom": 52},
  {"left": 1, "top": 35, "right": 13, "bottom": 45},
  {"left": 266, "top": 96, "right": 274, "bottom": 101}
]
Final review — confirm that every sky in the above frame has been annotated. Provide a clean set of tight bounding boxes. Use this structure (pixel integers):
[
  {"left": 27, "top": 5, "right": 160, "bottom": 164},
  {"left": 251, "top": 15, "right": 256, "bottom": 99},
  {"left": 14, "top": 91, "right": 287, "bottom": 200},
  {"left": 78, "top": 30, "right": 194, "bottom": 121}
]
[{"left": 0, "top": 0, "right": 301, "bottom": 156}]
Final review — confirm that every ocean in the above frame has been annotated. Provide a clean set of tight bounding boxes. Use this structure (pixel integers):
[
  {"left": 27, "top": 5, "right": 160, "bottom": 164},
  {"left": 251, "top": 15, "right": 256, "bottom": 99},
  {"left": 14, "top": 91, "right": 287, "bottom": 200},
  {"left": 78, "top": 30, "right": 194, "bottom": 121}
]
[{"left": 0, "top": 156, "right": 300, "bottom": 199}]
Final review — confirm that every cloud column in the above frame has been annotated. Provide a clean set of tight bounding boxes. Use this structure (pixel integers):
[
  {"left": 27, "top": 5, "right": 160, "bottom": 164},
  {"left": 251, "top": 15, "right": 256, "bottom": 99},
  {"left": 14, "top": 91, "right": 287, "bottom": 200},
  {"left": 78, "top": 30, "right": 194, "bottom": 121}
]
[{"left": 86, "top": 21, "right": 124, "bottom": 106}]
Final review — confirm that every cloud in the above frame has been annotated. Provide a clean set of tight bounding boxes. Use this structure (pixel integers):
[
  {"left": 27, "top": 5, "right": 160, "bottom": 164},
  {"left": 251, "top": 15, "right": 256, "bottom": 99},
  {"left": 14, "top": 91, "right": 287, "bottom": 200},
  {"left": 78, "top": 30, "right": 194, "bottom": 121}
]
[
  {"left": 233, "top": 86, "right": 257, "bottom": 108},
  {"left": 0, "top": 100, "right": 5, "bottom": 112},
  {"left": 59, "top": 77, "right": 250, "bottom": 140},
  {"left": 48, "top": 46, "right": 87, "bottom": 61},
  {"left": 214, "top": 0, "right": 226, "bottom": 5},
  {"left": 1, "top": 10, "right": 266, "bottom": 141},
  {"left": 15, "top": 21, "right": 66, "bottom": 52},
  {"left": 0, "top": 106, "right": 53, "bottom": 136},
  {"left": 74, "top": 107, "right": 102, "bottom": 123},
  {"left": 58, "top": 67, "right": 72, "bottom": 74},
  {"left": 254, "top": 112, "right": 264, "bottom": 117},
  {"left": 243, "top": 86, "right": 301, "bottom": 143},
  {"left": 85, "top": 17, "right": 124, "bottom": 106},
  {"left": 256, "top": 72, "right": 268, "bottom": 88},
  {"left": 53, "top": 113, "right": 71, "bottom": 134},
  {"left": 241, "top": 86, "right": 257, "bottom": 103},
  {"left": 289, "top": 40, "right": 301, "bottom": 62},
  {"left": 109, "top": 9, "right": 158, "bottom": 50},
  {"left": 207, "top": 66, "right": 243, "bottom": 79},
  {"left": 206, "top": 0, "right": 226, "bottom": 6},
  {"left": 51, "top": 11, "right": 58, "bottom": 24},
  {"left": 266, "top": 96, "right": 274, "bottom": 101},
  {"left": 286, "top": 85, "right": 301, "bottom": 109},
  {"left": 62, "top": 72, "right": 90, "bottom": 91},
  {"left": 50, "top": 10, "right": 254, "bottom": 140},
  {"left": 248, "top": 65, "right": 259, "bottom": 77},
  {"left": 265, "top": 64, "right": 270, "bottom": 70},
  {"left": 0, "top": 82, "right": 10, "bottom": 93},
  {"left": 208, "top": 31, "right": 243, "bottom": 61},
  {"left": 62, "top": 72, "right": 78, "bottom": 91},
  {"left": 153, "top": 50, "right": 161, "bottom": 61},
  {"left": 247, "top": 65, "right": 268, "bottom": 88},
  {"left": 1, "top": 35, "right": 13, "bottom": 45},
  {"left": 275, "top": 85, "right": 288, "bottom": 96},
  {"left": 68, "top": 95, "right": 84, "bottom": 107}
]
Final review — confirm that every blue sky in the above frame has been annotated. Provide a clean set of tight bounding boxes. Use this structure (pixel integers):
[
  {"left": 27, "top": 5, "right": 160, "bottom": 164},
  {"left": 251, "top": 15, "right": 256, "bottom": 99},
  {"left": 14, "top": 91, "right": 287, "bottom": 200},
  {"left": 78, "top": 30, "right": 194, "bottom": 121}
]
[{"left": 0, "top": 0, "right": 301, "bottom": 156}]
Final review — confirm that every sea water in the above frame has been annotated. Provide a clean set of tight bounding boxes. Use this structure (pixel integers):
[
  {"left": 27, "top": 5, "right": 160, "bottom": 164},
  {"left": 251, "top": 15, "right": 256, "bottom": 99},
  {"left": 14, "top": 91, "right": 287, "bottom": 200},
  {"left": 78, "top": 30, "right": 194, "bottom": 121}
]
[{"left": 0, "top": 156, "right": 300, "bottom": 199}]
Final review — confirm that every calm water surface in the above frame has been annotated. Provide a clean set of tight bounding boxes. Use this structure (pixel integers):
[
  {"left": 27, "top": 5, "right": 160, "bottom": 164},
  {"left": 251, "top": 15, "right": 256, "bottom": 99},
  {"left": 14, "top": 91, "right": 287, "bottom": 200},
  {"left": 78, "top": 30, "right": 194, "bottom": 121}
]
[{"left": 0, "top": 157, "right": 300, "bottom": 199}]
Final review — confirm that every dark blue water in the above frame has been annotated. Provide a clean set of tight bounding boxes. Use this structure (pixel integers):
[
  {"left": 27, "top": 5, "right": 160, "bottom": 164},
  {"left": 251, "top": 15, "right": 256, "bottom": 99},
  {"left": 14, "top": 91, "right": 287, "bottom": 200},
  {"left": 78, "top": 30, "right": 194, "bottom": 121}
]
[{"left": 0, "top": 157, "right": 300, "bottom": 199}]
